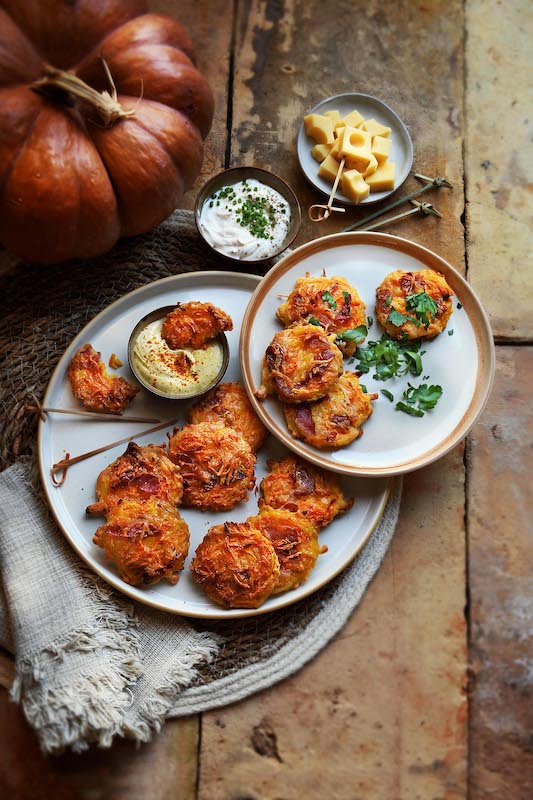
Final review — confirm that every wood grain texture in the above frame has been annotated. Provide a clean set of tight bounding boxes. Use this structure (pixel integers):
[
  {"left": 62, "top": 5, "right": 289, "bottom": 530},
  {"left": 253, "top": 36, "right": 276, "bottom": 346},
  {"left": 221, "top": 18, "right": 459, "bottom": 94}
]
[
  {"left": 229, "top": 0, "right": 465, "bottom": 271},
  {"left": 199, "top": 452, "right": 468, "bottom": 799},
  {"left": 467, "top": 347, "right": 533, "bottom": 799},
  {"left": 464, "top": 0, "right": 533, "bottom": 341}
]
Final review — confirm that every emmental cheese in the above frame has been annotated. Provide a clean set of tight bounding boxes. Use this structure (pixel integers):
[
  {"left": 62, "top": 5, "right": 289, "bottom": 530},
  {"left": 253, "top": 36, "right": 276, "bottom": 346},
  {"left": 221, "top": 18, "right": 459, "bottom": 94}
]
[
  {"left": 318, "top": 154, "right": 343, "bottom": 184},
  {"left": 341, "top": 170, "right": 370, "bottom": 203},
  {"left": 361, "top": 154, "right": 378, "bottom": 178},
  {"left": 304, "top": 114, "right": 335, "bottom": 144},
  {"left": 338, "top": 126, "right": 372, "bottom": 171},
  {"left": 311, "top": 143, "right": 332, "bottom": 163},
  {"left": 362, "top": 118, "right": 391, "bottom": 138},
  {"left": 364, "top": 161, "right": 395, "bottom": 192},
  {"left": 340, "top": 109, "right": 364, "bottom": 128},
  {"left": 323, "top": 109, "right": 342, "bottom": 127},
  {"left": 372, "top": 135, "right": 391, "bottom": 164}
]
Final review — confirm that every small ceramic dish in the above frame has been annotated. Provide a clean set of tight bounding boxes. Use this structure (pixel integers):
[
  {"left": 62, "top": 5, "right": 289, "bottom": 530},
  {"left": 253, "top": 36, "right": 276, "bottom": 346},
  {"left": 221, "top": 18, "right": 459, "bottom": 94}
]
[
  {"left": 194, "top": 166, "right": 301, "bottom": 265},
  {"left": 128, "top": 305, "right": 229, "bottom": 400},
  {"left": 297, "top": 92, "right": 413, "bottom": 206}
]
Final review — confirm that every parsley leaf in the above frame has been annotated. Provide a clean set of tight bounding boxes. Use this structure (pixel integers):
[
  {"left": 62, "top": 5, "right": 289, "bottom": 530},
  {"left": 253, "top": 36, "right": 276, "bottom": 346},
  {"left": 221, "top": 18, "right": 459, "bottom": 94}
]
[
  {"left": 402, "top": 349, "right": 423, "bottom": 376},
  {"left": 338, "top": 324, "right": 368, "bottom": 345},
  {"left": 342, "top": 291, "right": 351, "bottom": 305},
  {"left": 359, "top": 383, "right": 367, "bottom": 393},
  {"left": 457, "top": 302, "right": 462, "bottom": 309},
  {"left": 415, "top": 384, "right": 443, "bottom": 410},
  {"left": 308, "top": 316, "right": 321, "bottom": 326},
  {"left": 385, "top": 297, "right": 392, "bottom": 307},
  {"left": 387, "top": 308, "right": 409, "bottom": 327},
  {"left": 448, "top": 329, "right": 454, "bottom": 336},
  {"left": 367, "top": 315, "right": 374, "bottom": 327},
  {"left": 396, "top": 401, "right": 424, "bottom": 417},
  {"left": 353, "top": 335, "right": 426, "bottom": 381},
  {"left": 405, "top": 292, "right": 438, "bottom": 328},
  {"left": 395, "top": 383, "right": 443, "bottom": 416},
  {"left": 322, "top": 290, "right": 337, "bottom": 310},
  {"left": 381, "top": 389, "right": 394, "bottom": 402}
]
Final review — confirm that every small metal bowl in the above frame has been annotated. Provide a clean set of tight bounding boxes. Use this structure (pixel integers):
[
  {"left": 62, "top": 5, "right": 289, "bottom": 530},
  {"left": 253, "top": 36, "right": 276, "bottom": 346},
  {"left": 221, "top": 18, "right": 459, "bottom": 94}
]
[
  {"left": 194, "top": 166, "right": 301, "bottom": 265},
  {"left": 128, "top": 305, "right": 230, "bottom": 401}
]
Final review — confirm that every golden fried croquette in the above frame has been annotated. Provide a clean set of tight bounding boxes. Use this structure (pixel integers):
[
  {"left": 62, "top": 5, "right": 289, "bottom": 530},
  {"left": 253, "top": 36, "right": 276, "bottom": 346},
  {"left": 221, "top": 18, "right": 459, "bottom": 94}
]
[
  {"left": 283, "top": 372, "right": 378, "bottom": 449},
  {"left": 256, "top": 323, "right": 343, "bottom": 404},
  {"left": 93, "top": 498, "right": 190, "bottom": 587},
  {"left": 277, "top": 273, "right": 367, "bottom": 356},
  {"left": 190, "top": 521, "right": 280, "bottom": 608},
  {"left": 161, "top": 301, "right": 233, "bottom": 350},
  {"left": 259, "top": 454, "right": 353, "bottom": 530},
  {"left": 168, "top": 422, "right": 256, "bottom": 511},
  {"left": 376, "top": 269, "right": 454, "bottom": 340},
  {"left": 68, "top": 344, "right": 139, "bottom": 414},
  {"left": 247, "top": 507, "right": 325, "bottom": 594},
  {"left": 187, "top": 381, "right": 267, "bottom": 452},
  {"left": 86, "top": 442, "right": 184, "bottom": 516}
]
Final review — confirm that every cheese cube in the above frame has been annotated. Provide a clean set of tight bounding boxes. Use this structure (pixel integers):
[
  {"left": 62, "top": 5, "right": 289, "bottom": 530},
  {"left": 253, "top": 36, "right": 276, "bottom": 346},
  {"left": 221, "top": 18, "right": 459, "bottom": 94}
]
[
  {"left": 341, "top": 169, "right": 370, "bottom": 203},
  {"left": 338, "top": 126, "right": 372, "bottom": 171},
  {"left": 361, "top": 154, "right": 378, "bottom": 178},
  {"left": 362, "top": 118, "right": 391, "bottom": 138},
  {"left": 323, "top": 110, "right": 342, "bottom": 127},
  {"left": 341, "top": 109, "right": 364, "bottom": 128},
  {"left": 318, "top": 154, "right": 342, "bottom": 184},
  {"left": 329, "top": 125, "right": 344, "bottom": 161},
  {"left": 304, "top": 114, "right": 335, "bottom": 144},
  {"left": 364, "top": 161, "right": 395, "bottom": 192},
  {"left": 311, "top": 143, "right": 332, "bottom": 163},
  {"left": 372, "top": 135, "right": 391, "bottom": 164}
]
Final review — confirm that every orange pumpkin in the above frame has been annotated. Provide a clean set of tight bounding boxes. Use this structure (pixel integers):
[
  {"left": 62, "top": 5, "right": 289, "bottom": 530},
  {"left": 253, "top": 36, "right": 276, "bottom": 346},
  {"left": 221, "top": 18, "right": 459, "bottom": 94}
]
[{"left": 0, "top": 0, "right": 214, "bottom": 263}]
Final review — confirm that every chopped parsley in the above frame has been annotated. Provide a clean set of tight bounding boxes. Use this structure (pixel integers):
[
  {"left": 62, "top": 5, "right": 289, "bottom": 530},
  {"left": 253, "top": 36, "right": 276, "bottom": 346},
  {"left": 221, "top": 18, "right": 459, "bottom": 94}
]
[
  {"left": 359, "top": 383, "right": 367, "bottom": 393},
  {"left": 381, "top": 389, "right": 394, "bottom": 402},
  {"left": 308, "top": 316, "right": 321, "bottom": 326},
  {"left": 342, "top": 291, "right": 351, "bottom": 306},
  {"left": 387, "top": 308, "right": 409, "bottom": 327},
  {"left": 353, "top": 335, "right": 424, "bottom": 381},
  {"left": 457, "top": 302, "right": 462, "bottom": 309},
  {"left": 367, "top": 315, "right": 374, "bottom": 327},
  {"left": 405, "top": 292, "right": 438, "bottom": 328},
  {"left": 395, "top": 383, "right": 443, "bottom": 417},
  {"left": 337, "top": 324, "right": 368, "bottom": 345},
  {"left": 322, "top": 290, "right": 337, "bottom": 310},
  {"left": 448, "top": 329, "right": 454, "bottom": 336}
]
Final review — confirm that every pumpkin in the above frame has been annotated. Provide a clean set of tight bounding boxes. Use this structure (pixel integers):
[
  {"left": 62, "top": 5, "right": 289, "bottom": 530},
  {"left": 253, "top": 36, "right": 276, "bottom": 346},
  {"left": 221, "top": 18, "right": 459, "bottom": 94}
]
[{"left": 0, "top": 0, "right": 214, "bottom": 264}]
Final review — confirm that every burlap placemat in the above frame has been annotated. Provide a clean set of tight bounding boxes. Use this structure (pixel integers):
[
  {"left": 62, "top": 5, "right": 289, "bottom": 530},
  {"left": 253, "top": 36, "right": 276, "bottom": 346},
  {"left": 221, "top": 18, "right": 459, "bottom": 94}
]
[{"left": 0, "top": 211, "right": 401, "bottom": 739}]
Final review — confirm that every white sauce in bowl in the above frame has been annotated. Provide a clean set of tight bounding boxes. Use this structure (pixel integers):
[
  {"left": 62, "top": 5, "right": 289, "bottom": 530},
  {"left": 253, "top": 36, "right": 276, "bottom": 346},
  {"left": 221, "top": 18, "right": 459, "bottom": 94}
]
[
  {"left": 199, "top": 178, "right": 290, "bottom": 261},
  {"left": 133, "top": 319, "right": 224, "bottom": 397}
]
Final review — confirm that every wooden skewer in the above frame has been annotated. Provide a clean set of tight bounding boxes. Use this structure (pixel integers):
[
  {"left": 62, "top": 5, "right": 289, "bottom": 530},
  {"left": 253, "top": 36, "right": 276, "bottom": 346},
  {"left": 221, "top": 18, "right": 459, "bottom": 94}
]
[
  {"left": 309, "top": 157, "right": 347, "bottom": 222},
  {"left": 27, "top": 405, "right": 161, "bottom": 424},
  {"left": 50, "top": 416, "right": 181, "bottom": 480}
]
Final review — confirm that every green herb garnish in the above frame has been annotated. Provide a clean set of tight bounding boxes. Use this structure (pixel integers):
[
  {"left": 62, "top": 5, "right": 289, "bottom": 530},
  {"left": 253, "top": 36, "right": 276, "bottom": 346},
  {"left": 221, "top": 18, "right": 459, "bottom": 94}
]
[
  {"left": 322, "top": 290, "right": 337, "bottom": 310},
  {"left": 359, "top": 383, "right": 367, "bottom": 393},
  {"left": 342, "top": 290, "right": 350, "bottom": 304},
  {"left": 448, "top": 329, "right": 454, "bottom": 336},
  {"left": 396, "top": 402, "right": 424, "bottom": 417},
  {"left": 395, "top": 383, "right": 443, "bottom": 417},
  {"left": 308, "top": 316, "right": 321, "bottom": 326},
  {"left": 387, "top": 308, "right": 409, "bottom": 327},
  {"left": 337, "top": 325, "right": 368, "bottom": 345},
  {"left": 367, "top": 315, "right": 373, "bottom": 327},
  {"left": 385, "top": 297, "right": 392, "bottom": 307},
  {"left": 405, "top": 292, "right": 438, "bottom": 328},
  {"left": 457, "top": 302, "right": 462, "bottom": 309},
  {"left": 353, "top": 335, "right": 424, "bottom": 381},
  {"left": 381, "top": 389, "right": 394, "bottom": 402}
]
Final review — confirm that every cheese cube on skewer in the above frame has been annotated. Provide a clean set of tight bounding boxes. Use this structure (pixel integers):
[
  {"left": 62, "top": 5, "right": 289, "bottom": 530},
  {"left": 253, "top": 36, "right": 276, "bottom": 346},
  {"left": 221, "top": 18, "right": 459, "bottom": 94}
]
[
  {"left": 311, "top": 143, "right": 333, "bottom": 163},
  {"left": 318, "top": 154, "right": 343, "bottom": 184},
  {"left": 337, "top": 126, "right": 372, "bottom": 171},
  {"left": 341, "top": 170, "right": 370, "bottom": 203}
]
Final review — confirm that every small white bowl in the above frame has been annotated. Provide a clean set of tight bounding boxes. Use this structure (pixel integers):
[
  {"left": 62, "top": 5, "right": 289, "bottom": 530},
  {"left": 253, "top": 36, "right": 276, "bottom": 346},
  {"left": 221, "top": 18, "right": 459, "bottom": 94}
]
[{"left": 297, "top": 92, "right": 413, "bottom": 206}]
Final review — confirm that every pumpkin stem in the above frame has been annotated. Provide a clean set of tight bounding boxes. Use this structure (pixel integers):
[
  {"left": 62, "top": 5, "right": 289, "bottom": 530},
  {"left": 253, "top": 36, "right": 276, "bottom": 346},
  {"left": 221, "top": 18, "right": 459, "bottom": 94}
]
[{"left": 32, "top": 65, "right": 135, "bottom": 126}]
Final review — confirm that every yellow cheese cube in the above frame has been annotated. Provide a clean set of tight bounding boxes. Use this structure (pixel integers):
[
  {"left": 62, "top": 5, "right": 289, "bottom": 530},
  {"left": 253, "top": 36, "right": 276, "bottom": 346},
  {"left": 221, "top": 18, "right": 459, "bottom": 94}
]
[
  {"left": 341, "top": 109, "right": 364, "bottom": 128},
  {"left": 361, "top": 154, "right": 378, "bottom": 178},
  {"left": 338, "top": 126, "right": 372, "bottom": 171},
  {"left": 318, "top": 154, "right": 342, "bottom": 184},
  {"left": 362, "top": 118, "right": 391, "bottom": 138},
  {"left": 341, "top": 169, "right": 370, "bottom": 203},
  {"left": 329, "top": 125, "right": 344, "bottom": 161},
  {"left": 372, "top": 135, "right": 391, "bottom": 164},
  {"left": 364, "top": 161, "right": 395, "bottom": 192},
  {"left": 323, "top": 110, "right": 342, "bottom": 127},
  {"left": 304, "top": 113, "right": 335, "bottom": 144},
  {"left": 311, "top": 143, "right": 332, "bottom": 163}
]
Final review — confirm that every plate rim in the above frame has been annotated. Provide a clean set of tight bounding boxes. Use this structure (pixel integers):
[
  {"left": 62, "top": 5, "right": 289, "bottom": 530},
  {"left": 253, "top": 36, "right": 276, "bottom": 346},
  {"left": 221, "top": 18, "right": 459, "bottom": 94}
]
[
  {"left": 38, "top": 269, "right": 392, "bottom": 619},
  {"left": 239, "top": 231, "right": 496, "bottom": 477},
  {"left": 297, "top": 91, "right": 414, "bottom": 205}
]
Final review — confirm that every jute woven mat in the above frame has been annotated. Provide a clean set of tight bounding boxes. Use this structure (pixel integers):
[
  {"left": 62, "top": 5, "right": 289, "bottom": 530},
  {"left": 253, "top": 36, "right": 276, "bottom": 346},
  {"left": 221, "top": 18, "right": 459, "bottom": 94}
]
[{"left": 0, "top": 212, "right": 400, "bottom": 702}]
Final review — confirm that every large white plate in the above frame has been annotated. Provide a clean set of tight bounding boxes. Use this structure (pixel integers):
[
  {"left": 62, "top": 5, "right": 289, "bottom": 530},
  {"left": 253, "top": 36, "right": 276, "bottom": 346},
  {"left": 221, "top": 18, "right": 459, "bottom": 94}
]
[
  {"left": 240, "top": 234, "right": 495, "bottom": 477},
  {"left": 297, "top": 92, "right": 413, "bottom": 205},
  {"left": 38, "top": 271, "right": 391, "bottom": 619}
]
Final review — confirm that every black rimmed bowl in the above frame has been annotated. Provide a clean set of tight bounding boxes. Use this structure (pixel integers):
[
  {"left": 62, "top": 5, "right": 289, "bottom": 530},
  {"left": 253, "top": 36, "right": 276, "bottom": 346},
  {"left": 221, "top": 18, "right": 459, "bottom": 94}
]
[
  {"left": 128, "top": 305, "right": 230, "bottom": 401},
  {"left": 194, "top": 167, "right": 301, "bottom": 265}
]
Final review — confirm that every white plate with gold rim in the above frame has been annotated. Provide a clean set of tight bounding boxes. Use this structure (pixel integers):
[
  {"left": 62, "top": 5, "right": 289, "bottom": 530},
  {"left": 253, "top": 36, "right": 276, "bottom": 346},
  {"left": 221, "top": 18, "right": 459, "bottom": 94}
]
[
  {"left": 297, "top": 92, "right": 413, "bottom": 205},
  {"left": 240, "top": 233, "right": 495, "bottom": 477},
  {"left": 38, "top": 271, "right": 391, "bottom": 619}
]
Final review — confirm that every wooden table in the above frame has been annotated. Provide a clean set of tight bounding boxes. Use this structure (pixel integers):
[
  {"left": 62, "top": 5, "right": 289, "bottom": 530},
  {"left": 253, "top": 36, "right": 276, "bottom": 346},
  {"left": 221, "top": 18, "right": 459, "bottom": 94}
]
[{"left": 1, "top": 1, "right": 531, "bottom": 797}]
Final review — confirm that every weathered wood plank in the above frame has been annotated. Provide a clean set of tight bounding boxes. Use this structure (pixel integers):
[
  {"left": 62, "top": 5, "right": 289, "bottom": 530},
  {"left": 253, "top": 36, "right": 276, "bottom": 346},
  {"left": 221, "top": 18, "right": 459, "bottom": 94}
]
[
  {"left": 465, "top": 0, "right": 533, "bottom": 341},
  {"left": 467, "top": 346, "right": 533, "bottom": 799},
  {"left": 229, "top": 0, "right": 466, "bottom": 271},
  {"left": 198, "top": 3, "right": 468, "bottom": 796}
]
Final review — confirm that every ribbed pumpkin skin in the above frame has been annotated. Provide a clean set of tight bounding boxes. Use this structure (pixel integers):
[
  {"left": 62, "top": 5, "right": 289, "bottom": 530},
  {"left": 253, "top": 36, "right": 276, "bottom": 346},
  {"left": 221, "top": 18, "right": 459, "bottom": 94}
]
[{"left": 0, "top": 0, "right": 214, "bottom": 263}]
